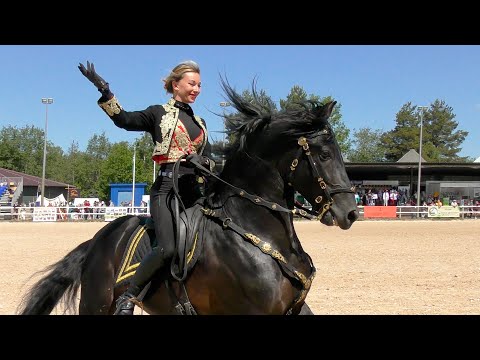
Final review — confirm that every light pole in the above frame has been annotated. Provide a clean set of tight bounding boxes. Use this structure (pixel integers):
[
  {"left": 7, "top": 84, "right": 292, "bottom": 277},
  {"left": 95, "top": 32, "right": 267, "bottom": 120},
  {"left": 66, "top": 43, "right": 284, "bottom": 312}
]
[
  {"left": 132, "top": 143, "right": 136, "bottom": 212},
  {"left": 40, "top": 98, "right": 53, "bottom": 207},
  {"left": 219, "top": 102, "right": 231, "bottom": 168},
  {"left": 417, "top": 106, "right": 428, "bottom": 217}
]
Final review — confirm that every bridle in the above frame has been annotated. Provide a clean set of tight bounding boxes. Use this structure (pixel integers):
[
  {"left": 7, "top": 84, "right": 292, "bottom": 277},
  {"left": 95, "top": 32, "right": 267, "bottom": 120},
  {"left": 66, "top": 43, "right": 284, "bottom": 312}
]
[{"left": 287, "top": 135, "right": 356, "bottom": 220}]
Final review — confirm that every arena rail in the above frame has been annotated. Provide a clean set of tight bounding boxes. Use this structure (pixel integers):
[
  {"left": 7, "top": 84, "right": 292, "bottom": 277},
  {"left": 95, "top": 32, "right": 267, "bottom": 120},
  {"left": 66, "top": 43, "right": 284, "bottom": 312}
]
[{"left": 0, "top": 205, "right": 479, "bottom": 222}]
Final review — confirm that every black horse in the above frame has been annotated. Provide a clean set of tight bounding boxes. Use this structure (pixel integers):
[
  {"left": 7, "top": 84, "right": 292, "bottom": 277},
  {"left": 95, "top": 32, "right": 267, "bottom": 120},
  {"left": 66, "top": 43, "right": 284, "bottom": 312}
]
[{"left": 17, "top": 82, "right": 358, "bottom": 315}]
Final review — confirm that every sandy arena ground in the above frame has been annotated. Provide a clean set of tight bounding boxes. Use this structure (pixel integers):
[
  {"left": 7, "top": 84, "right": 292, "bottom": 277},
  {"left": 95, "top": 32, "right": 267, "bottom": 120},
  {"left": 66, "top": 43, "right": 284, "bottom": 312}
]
[{"left": 1, "top": 220, "right": 479, "bottom": 315}]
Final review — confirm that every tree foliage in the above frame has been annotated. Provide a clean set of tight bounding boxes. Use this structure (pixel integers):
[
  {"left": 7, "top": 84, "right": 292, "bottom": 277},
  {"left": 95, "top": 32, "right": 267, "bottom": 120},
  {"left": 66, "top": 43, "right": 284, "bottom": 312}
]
[
  {"left": 132, "top": 132, "right": 155, "bottom": 189},
  {"left": 348, "top": 127, "right": 386, "bottom": 162},
  {"left": 280, "top": 86, "right": 351, "bottom": 155},
  {"left": 97, "top": 142, "right": 135, "bottom": 200},
  {"left": 0, "top": 125, "right": 46, "bottom": 175},
  {"left": 381, "top": 100, "right": 469, "bottom": 162}
]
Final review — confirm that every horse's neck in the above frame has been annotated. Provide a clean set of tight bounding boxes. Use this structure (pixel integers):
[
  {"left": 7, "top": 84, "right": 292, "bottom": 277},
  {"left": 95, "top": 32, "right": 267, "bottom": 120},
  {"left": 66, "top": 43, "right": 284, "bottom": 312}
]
[
  {"left": 210, "top": 160, "right": 305, "bottom": 253},
  {"left": 220, "top": 159, "right": 287, "bottom": 205}
]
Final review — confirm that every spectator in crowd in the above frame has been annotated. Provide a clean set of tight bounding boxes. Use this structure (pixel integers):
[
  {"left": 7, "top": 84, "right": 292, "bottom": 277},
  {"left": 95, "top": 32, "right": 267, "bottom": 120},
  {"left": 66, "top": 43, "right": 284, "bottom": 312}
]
[{"left": 382, "top": 189, "right": 389, "bottom": 206}]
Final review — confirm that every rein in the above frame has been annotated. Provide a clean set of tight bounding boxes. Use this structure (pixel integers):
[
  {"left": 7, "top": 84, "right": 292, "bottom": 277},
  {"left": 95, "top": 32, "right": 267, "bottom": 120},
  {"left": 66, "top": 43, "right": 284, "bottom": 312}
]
[
  {"left": 170, "top": 155, "right": 190, "bottom": 282},
  {"left": 185, "top": 156, "right": 296, "bottom": 214}
]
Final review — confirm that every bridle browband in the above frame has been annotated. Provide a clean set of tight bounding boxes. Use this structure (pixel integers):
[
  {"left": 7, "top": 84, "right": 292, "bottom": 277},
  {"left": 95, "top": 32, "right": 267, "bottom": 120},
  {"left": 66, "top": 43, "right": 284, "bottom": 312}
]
[{"left": 287, "top": 135, "right": 355, "bottom": 220}]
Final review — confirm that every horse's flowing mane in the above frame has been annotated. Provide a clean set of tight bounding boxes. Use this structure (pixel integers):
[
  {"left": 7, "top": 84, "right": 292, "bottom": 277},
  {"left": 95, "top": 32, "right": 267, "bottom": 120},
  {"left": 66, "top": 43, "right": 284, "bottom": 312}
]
[{"left": 219, "top": 77, "right": 332, "bottom": 161}]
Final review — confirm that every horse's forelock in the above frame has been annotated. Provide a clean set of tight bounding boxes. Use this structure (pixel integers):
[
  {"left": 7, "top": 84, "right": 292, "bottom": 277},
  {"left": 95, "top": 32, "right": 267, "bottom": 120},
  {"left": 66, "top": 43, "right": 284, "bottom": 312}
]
[{"left": 268, "top": 102, "right": 329, "bottom": 145}]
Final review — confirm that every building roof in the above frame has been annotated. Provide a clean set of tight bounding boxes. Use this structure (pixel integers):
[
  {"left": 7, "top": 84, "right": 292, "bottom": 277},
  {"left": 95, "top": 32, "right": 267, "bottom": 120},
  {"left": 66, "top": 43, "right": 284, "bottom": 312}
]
[
  {"left": 0, "top": 167, "right": 72, "bottom": 187},
  {"left": 397, "top": 149, "right": 427, "bottom": 163},
  {"left": 345, "top": 162, "right": 480, "bottom": 179}
]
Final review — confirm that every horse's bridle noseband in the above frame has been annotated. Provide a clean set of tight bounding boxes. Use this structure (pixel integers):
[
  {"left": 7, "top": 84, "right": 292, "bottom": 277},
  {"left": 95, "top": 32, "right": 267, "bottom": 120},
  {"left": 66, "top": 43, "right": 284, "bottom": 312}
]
[{"left": 287, "top": 136, "right": 355, "bottom": 220}]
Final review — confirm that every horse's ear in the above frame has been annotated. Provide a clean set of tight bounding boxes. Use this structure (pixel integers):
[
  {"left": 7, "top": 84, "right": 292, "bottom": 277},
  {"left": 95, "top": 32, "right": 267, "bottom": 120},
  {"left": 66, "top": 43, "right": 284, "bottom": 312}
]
[
  {"left": 321, "top": 101, "right": 337, "bottom": 119},
  {"left": 313, "top": 101, "right": 336, "bottom": 125}
]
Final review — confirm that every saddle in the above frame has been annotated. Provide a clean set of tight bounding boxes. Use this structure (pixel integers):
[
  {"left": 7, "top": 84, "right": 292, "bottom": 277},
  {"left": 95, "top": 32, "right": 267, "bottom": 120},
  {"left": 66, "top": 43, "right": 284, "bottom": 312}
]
[
  {"left": 113, "top": 204, "right": 207, "bottom": 315},
  {"left": 114, "top": 204, "right": 206, "bottom": 289}
]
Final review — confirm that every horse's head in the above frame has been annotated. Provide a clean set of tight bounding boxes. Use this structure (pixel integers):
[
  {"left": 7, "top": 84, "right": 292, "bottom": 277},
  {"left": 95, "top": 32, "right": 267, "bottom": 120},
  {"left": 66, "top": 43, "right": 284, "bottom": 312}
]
[
  {"left": 279, "top": 101, "right": 359, "bottom": 229},
  {"left": 276, "top": 101, "right": 358, "bottom": 229},
  {"left": 219, "top": 79, "right": 358, "bottom": 229}
]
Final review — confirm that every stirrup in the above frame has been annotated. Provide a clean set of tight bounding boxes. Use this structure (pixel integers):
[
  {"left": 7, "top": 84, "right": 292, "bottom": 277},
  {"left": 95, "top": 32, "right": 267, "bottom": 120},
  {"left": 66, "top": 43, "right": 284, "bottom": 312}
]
[{"left": 114, "top": 294, "right": 142, "bottom": 315}]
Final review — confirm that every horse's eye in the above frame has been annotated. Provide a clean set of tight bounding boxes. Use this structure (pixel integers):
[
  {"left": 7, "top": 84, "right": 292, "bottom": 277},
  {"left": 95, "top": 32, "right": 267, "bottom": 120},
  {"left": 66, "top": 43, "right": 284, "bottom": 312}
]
[{"left": 319, "top": 151, "right": 330, "bottom": 160}]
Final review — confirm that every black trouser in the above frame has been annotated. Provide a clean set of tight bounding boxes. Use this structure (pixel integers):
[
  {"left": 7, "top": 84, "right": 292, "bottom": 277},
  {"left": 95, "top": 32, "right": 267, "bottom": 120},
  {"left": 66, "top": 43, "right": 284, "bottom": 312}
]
[{"left": 125, "top": 173, "right": 202, "bottom": 296}]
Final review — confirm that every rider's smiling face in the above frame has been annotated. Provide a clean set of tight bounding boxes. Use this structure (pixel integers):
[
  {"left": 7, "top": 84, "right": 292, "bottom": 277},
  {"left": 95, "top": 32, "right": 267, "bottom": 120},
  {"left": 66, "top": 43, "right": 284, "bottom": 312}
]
[{"left": 173, "top": 72, "right": 201, "bottom": 104}]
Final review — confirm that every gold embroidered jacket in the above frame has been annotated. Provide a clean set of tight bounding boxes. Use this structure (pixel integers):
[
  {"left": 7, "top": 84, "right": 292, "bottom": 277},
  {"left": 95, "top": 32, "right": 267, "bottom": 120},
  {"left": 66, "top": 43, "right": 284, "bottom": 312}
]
[{"left": 98, "top": 97, "right": 211, "bottom": 166}]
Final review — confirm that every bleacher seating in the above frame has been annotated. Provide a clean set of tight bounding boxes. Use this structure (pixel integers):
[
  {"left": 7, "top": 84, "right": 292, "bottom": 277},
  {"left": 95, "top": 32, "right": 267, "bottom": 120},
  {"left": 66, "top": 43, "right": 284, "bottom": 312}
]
[{"left": 0, "top": 181, "right": 16, "bottom": 207}]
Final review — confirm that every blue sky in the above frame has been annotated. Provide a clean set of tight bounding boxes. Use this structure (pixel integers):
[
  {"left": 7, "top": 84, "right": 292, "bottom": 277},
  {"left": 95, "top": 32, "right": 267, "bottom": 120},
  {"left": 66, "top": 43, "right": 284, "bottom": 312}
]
[{"left": 0, "top": 45, "right": 479, "bottom": 158}]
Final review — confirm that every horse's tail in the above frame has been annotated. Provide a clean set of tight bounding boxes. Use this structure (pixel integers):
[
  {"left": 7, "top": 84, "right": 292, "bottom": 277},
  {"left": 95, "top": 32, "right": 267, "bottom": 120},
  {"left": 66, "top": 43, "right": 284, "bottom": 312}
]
[{"left": 17, "top": 239, "right": 92, "bottom": 315}]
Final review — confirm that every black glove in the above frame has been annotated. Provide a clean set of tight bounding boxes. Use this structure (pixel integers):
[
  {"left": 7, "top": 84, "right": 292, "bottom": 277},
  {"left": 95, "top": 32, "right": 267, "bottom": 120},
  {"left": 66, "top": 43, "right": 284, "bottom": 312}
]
[
  {"left": 78, "top": 61, "right": 111, "bottom": 95},
  {"left": 186, "top": 153, "right": 210, "bottom": 167}
]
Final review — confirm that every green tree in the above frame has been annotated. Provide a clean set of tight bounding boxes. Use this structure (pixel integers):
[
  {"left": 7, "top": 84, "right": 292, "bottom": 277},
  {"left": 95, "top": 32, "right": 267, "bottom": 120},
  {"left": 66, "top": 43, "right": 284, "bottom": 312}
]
[
  {"left": 280, "top": 86, "right": 351, "bottom": 155},
  {"left": 321, "top": 95, "right": 351, "bottom": 155},
  {"left": 0, "top": 125, "right": 45, "bottom": 175},
  {"left": 71, "top": 151, "right": 98, "bottom": 197},
  {"left": 81, "top": 132, "right": 113, "bottom": 196},
  {"left": 0, "top": 125, "right": 69, "bottom": 185},
  {"left": 381, "top": 101, "right": 469, "bottom": 162},
  {"left": 348, "top": 127, "right": 386, "bottom": 162},
  {"left": 425, "top": 100, "right": 469, "bottom": 162},
  {"left": 45, "top": 144, "right": 67, "bottom": 182},
  {"left": 132, "top": 133, "right": 155, "bottom": 191},
  {"left": 64, "top": 141, "right": 81, "bottom": 186},
  {"left": 240, "top": 88, "right": 278, "bottom": 112},
  {"left": 87, "top": 132, "right": 112, "bottom": 161},
  {"left": 279, "top": 85, "right": 314, "bottom": 111},
  {"left": 381, "top": 103, "right": 421, "bottom": 161},
  {"left": 98, "top": 142, "right": 134, "bottom": 200}
]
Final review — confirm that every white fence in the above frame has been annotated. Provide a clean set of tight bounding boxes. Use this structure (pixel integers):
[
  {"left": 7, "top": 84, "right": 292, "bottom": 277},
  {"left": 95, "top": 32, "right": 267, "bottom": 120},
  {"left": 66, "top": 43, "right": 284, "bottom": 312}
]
[
  {"left": 0, "top": 206, "right": 149, "bottom": 222},
  {"left": 0, "top": 205, "right": 479, "bottom": 222}
]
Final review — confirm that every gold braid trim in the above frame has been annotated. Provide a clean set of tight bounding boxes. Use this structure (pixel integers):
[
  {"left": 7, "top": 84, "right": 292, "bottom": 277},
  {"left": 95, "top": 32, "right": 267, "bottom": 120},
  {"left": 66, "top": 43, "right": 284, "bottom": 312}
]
[
  {"left": 115, "top": 226, "right": 146, "bottom": 284},
  {"left": 244, "top": 232, "right": 314, "bottom": 306},
  {"left": 294, "top": 269, "right": 316, "bottom": 305},
  {"left": 98, "top": 96, "right": 123, "bottom": 116},
  {"left": 244, "top": 233, "right": 286, "bottom": 263}
]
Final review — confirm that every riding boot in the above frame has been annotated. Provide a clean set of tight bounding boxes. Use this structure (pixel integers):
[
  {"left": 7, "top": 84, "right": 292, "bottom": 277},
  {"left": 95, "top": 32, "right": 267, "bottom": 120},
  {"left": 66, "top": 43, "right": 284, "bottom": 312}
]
[
  {"left": 114, "top": 285, "right": 142, "bottom": 315},
  {"left": 114, "top": 247, "right": 167, "bottom": 315}
]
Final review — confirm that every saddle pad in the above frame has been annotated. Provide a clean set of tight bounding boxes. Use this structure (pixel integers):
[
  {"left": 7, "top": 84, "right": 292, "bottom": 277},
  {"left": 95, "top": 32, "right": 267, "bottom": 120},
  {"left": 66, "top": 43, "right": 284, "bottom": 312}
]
[{"left": 113, "top": 210, "right": 206, "bottom": 289}]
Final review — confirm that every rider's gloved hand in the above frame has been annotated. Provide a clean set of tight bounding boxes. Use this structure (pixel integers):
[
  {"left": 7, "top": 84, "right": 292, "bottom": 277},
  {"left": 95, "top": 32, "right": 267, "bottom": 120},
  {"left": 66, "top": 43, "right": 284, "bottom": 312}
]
[
  {"left": 185, "top": 153, "right": 210, "bottom": 167},
  {"left": 78, "top": 61, "right": 113, "bottom": 99}
]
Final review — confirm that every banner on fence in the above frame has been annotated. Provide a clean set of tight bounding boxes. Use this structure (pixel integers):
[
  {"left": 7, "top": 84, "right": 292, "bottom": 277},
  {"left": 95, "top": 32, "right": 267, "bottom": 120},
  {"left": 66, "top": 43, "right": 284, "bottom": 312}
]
[
  {"left": 104, "top": 207, "right": 129, "bottom": 222},
  {"left": 364, "top": 206, "right": 397, "bottom": 218},
  {"left": 427, "top": 205, "right": 460, "bottom": 218},
  {"left": 33, "top": 207, "right": 57, "bottom": 222}
]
